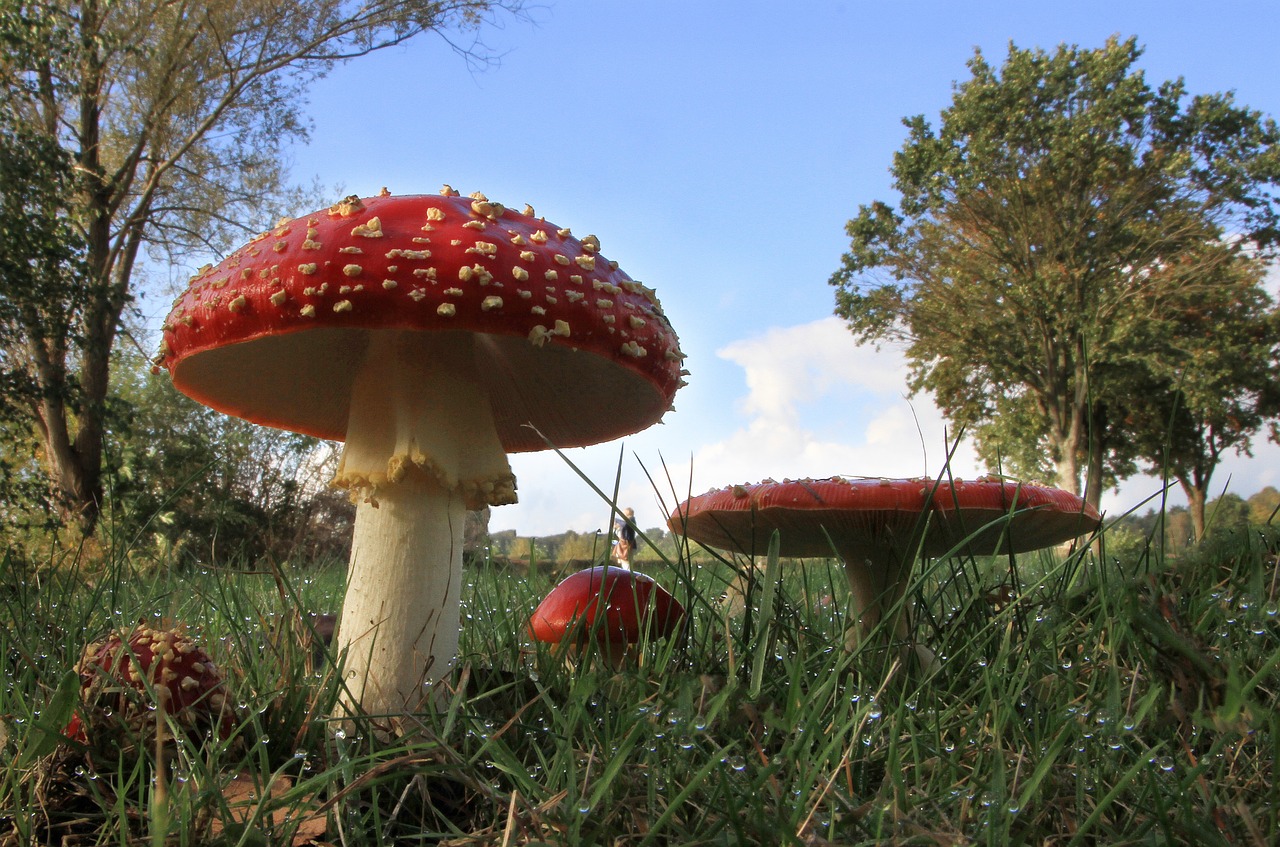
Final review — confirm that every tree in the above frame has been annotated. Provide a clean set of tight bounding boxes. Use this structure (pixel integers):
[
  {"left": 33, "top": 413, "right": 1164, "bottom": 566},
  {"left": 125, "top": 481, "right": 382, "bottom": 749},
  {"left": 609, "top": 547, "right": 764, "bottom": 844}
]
[
  {"left": 1203, "top": 492, "right": 1251, "bottom": 538},
  {"left": 0, "top": 0, "right": 523, "bottom": 535},
  {"left": 0, "top": 8, "right": 85, "bottom": 529},
  {"left": 1121, "top": 251, "right": 1280, "bottom": 539},
  {"left": 1247, "top": 486, "right": 1280, "bottom": 527},
  {"left": 829, "top": 37, "right": 1280, "bottom": 511}
]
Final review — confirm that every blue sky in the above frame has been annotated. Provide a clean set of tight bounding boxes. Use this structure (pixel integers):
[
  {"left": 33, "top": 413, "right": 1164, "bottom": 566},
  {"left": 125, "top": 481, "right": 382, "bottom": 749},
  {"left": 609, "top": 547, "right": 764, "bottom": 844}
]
[{"left": 273, "top": 0, "right": 1280, "bottom": 535}]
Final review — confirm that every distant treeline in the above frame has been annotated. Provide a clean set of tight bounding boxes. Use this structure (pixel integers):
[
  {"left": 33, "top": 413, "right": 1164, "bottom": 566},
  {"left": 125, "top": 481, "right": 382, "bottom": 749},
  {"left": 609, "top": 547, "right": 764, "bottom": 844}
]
[{"left": 483, "top": 486, "right": 1280, "bottom": 568}]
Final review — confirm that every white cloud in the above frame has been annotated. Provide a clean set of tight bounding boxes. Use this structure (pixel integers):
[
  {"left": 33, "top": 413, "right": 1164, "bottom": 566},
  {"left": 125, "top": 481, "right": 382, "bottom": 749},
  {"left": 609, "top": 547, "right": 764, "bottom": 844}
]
[
  {"left": 679, "top": 317, "right": 984, "bottom": 495},
  {"left": 717, "top": 318, "right": 918, "bottom": 425}
]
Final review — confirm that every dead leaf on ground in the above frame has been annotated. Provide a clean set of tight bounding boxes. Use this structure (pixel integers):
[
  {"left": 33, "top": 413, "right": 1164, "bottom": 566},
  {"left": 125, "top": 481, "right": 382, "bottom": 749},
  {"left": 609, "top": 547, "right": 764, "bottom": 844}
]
[{"left": 208, "top": 770, "right": 328, "bottom": 845}]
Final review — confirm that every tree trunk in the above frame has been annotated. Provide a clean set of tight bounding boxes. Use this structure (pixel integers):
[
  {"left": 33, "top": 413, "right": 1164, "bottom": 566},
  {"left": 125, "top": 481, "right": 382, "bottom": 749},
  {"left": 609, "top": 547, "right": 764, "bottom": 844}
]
[
  {"left": 1180, "top": 479, "right": 1208, "bottom": 542},
  {"left": 1049, "top": 405, "right": 1084, "bottom": 496},
  {"left": 1082, "top": 402, "right": 1108, "bottom": 514},
  {"left": 33, "top": 387, "right": 101, "bottom": 534}
]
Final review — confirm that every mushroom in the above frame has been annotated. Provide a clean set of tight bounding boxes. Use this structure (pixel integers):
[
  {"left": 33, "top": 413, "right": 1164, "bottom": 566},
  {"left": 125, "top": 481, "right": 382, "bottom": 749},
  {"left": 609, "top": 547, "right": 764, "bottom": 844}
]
[
  {"left": 528, "top": 566, "right": 685, "bottom": 664},
  {"left": 67, "top": 624, "right": 233, "bottom": 745},
  {"left": 155, "top": 190, "right": 685, "bottom": 717},
  {"left": 668, "top": 477, "right": 1100, "bottom": 654}
]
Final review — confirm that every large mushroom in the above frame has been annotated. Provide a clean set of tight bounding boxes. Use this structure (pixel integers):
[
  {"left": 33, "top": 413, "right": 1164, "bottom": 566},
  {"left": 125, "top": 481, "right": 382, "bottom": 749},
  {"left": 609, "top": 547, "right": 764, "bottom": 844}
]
[
  {"left": 155, "top": 189, "right": 685, "bottom": 717},
  {"left": 669, "top": 477, "right": 1100, "bottom": 652}
]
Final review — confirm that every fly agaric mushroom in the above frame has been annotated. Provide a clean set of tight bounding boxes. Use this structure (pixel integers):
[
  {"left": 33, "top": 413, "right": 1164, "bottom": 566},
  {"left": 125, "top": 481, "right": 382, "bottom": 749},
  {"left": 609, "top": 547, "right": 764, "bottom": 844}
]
[
  {"left": 154, "top": 190, "right": 685, "bottom": 717},
  {"left": 66, "top": 624, "right": 233, "bottom": 745},
  {"left": 529, "top": 566, "right": 685, "bottom": 664},
  {"left": 669, "top": 477, "right": 1100, "bottom": 652}
]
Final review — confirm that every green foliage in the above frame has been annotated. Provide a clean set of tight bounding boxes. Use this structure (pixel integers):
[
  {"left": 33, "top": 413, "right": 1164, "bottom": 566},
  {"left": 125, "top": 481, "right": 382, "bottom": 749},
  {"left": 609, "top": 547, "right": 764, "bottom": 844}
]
[
  {"left": 830, "top": 36, "right": 1280, "bottom": 513},
  {"left": 1112, "top": 485, "right": 1280, "bottom": 554},
  {"left": 94, "top": 341, "right": 345, "bottom": 567}
]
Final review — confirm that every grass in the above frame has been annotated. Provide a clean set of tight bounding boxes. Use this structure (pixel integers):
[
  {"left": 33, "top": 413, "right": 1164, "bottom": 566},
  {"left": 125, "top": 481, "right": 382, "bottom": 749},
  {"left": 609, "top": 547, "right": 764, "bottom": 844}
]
[{"left": 2, "top": 507, "right": 1278, "bottom": 845}]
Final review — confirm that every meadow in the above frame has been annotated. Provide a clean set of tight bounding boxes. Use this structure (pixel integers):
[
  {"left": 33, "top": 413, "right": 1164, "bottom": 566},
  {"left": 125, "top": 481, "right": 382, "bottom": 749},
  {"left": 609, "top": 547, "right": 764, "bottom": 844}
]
[{"left": 1, "top": 502, "right": 1278, "bottom": 846}]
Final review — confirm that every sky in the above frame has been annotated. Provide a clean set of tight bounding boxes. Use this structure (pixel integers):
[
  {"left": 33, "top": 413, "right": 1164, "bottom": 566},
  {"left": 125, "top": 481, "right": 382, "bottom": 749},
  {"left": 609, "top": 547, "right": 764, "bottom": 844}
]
[{"left": 266, "top": 0, "right": 1280, "bottom": 536}]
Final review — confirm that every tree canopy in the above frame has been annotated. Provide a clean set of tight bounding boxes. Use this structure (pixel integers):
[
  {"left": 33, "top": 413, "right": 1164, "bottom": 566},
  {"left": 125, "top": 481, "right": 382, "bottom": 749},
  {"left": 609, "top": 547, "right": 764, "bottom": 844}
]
[{"left": 829, "top": 36, "right": 1280, "bottom": 520}]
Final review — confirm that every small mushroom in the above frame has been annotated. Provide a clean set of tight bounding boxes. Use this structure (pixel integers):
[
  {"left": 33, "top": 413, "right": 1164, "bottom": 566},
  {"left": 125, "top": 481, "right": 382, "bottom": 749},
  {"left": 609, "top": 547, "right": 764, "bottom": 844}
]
[
  {"left": 155, "top": 191, "right": 685, "bottom": 717},
  {"left": 669, "top": 476, "right": 1100, "bottom": 655},
  {"left": 66, "top": 624, "right": 233, "bottom": 744},
  {"left": 529, "top": 566, "right": 685, "bottom": 665}
]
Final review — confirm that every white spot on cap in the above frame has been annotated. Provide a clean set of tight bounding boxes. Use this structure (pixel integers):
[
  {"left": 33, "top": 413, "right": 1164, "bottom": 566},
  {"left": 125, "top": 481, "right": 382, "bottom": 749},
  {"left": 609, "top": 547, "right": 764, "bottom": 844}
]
[{"left": 352, "top": 217, "right": 383, "bottom": 237}]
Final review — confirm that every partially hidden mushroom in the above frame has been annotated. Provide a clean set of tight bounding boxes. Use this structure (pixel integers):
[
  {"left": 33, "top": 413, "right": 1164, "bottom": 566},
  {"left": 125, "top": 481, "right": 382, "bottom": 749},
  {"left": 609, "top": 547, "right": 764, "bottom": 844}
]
[
  {"left": 529, "top": 566, "right": 685, "bottom": 664},
  {"left": 669, "top": 477, "right": 1101, "bottom": 655},
  {"left": 66, "top": 624, "right": 233, "bottom": 745},
  {"left": 155, "top": 189, "right": 686, "bottom": 717}
]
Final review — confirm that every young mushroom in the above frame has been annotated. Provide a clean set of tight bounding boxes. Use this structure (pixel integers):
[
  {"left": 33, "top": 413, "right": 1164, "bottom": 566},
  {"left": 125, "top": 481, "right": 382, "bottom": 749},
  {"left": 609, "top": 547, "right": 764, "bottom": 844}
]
[
  {"left": 66, "top": 624, "right": 233, "bottom": 746},
  {"left": 155, "top": 190, "right": 685, "bottom": 718},
  {"left": 669, "top": 477, "right": 1101, "bottom": 657},
  {"left": 528, "top": 566, "right": 685, "bottom": 665}
]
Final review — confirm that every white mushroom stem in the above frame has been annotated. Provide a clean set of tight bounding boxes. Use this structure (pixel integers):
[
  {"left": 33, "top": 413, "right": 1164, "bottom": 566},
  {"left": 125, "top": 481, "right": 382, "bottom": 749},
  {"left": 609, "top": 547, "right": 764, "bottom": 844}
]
[
  {"left": 840, "top": 546, "right": 937, "bottom": 671},
  {"left": 839, "top": 546, "right": 912, "bottom": 646},
  {"left": 332, "top": 331, "right": 516, "bottom": 717},
  {"left": 340, "top": 475, "right": 464, "bottom": 715}
]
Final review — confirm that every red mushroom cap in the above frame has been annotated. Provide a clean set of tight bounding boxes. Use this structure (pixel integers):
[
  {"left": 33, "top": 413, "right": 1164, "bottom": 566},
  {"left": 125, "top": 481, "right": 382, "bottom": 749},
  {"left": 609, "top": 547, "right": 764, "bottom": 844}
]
[
  {"left": 668, "top": 476, "right": 1101, "bottom": 560},
  {"left": 67, "top": 624, "right": 233, "bottom": 743},
  {"left": 529, "top": 566, "right": 685, "bottom": 648},
  {"left": 155, "top": 190, "right": 685, "bottom": 453}
]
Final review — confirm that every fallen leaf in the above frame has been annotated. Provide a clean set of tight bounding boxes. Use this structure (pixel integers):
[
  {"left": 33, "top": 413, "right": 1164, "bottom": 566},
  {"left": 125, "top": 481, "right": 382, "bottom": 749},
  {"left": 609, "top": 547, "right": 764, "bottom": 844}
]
[{"left": 209, "top": 771, "right": 328, "bottom": 845}]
